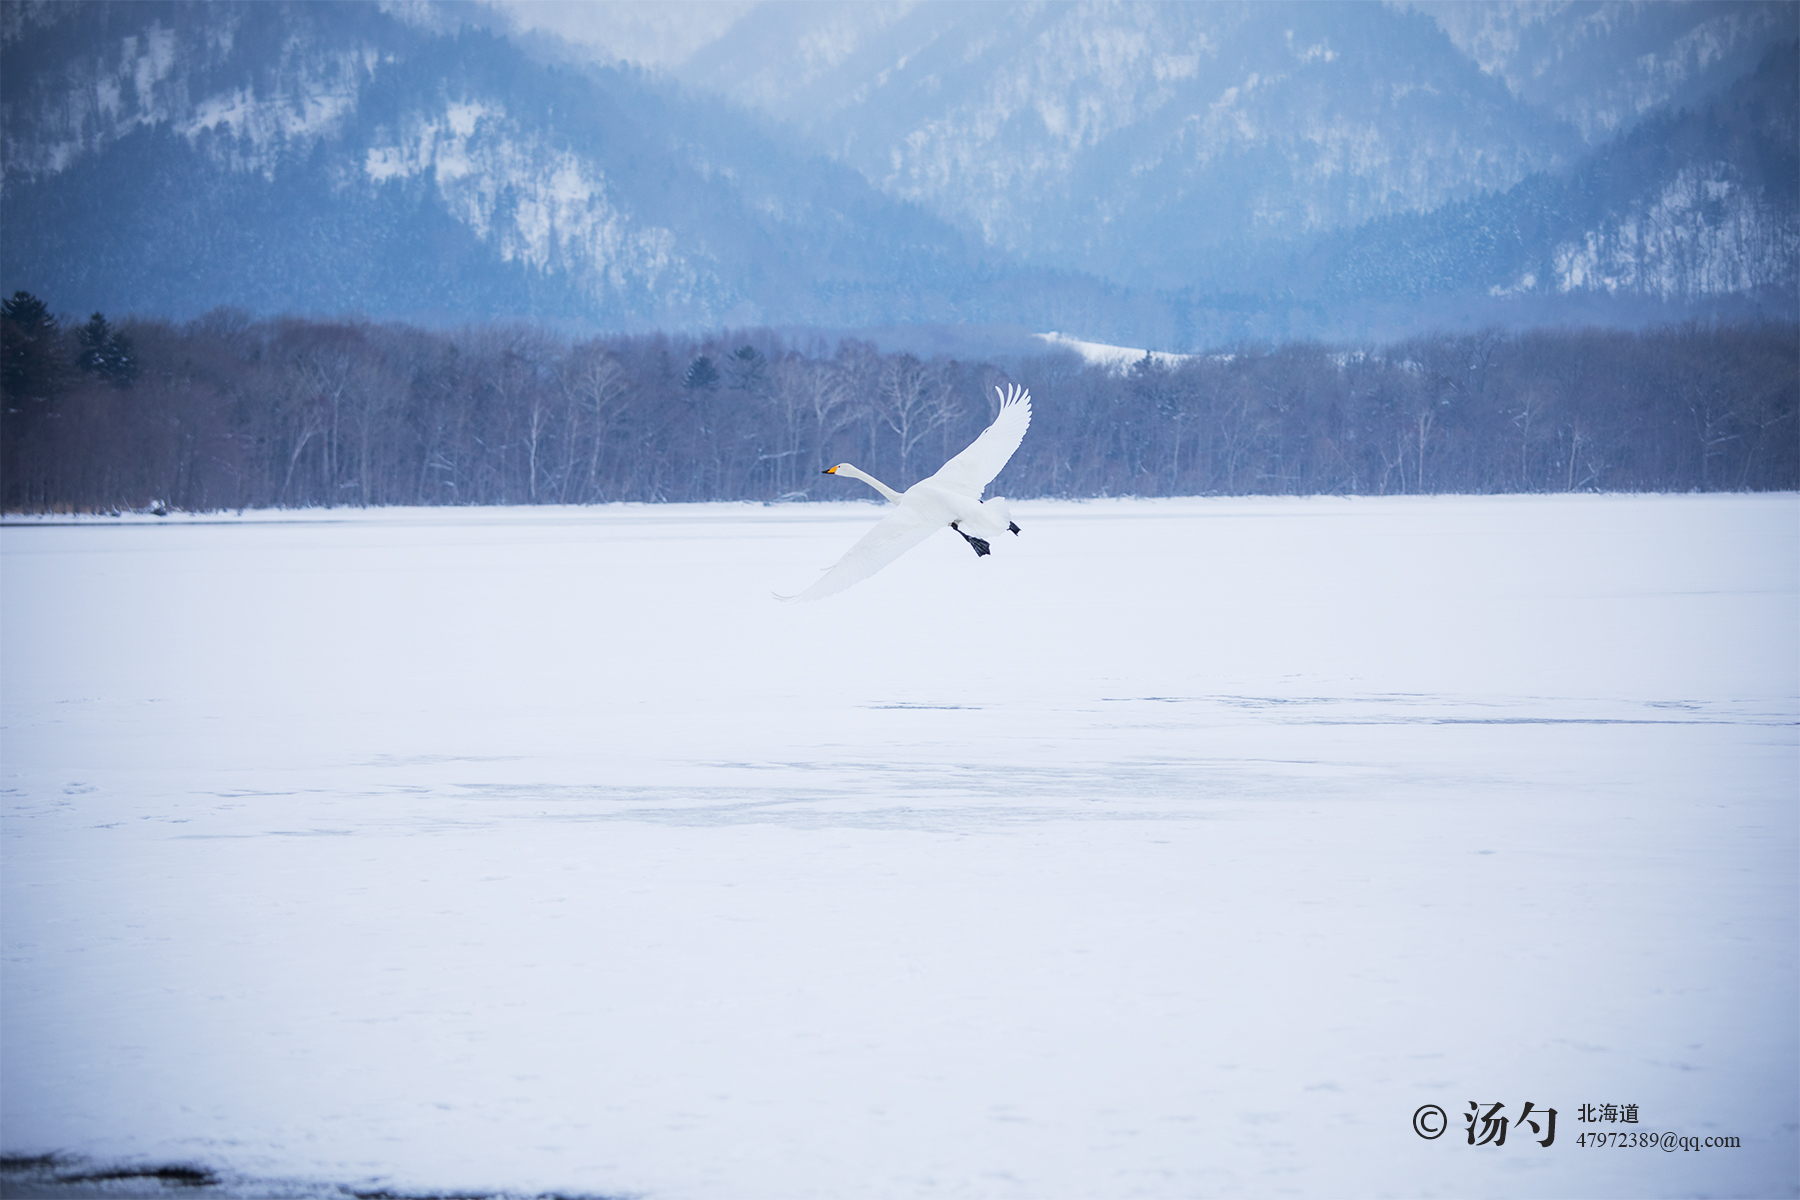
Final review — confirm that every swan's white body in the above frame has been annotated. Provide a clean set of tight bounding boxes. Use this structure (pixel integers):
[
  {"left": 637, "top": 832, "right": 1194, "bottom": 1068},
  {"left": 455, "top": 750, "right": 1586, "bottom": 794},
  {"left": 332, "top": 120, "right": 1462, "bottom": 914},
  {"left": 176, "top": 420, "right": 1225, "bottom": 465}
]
[{"left": 780, "top": 384, "right": 1031, "bottom": 602}]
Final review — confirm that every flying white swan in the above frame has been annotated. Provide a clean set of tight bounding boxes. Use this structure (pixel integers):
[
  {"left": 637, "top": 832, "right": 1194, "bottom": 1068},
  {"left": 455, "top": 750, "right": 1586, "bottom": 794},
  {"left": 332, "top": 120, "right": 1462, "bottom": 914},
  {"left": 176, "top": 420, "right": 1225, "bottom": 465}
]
[{"left": 779, "top": 384, "right": 1032, "bottom": 602}]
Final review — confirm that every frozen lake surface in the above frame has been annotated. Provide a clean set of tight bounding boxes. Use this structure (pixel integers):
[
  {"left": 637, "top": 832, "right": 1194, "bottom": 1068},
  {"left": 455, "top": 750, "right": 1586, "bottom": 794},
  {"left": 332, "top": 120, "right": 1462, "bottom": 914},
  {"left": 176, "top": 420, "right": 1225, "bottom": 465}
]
[{"left": 3, "top": 494, "right": 1796, "bottom": 1199}]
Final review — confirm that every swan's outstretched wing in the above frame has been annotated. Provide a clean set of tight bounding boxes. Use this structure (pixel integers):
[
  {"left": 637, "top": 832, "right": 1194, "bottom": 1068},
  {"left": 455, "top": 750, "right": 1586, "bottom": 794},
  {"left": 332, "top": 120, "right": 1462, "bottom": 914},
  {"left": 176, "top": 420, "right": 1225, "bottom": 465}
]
[
  {"left": 778, "top": 504, "right": 941, "bottom": 602},
  {"left": 924, "top": 384, "right": 1031, "bottom": 498}
]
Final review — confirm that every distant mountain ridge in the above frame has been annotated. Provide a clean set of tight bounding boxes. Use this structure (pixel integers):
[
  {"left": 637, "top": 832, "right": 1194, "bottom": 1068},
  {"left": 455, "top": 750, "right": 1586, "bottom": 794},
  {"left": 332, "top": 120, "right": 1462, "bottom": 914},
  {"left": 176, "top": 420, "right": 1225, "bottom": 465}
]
[
  {"left": 1258, "top": 40, "right": 1800, "bottom": 315},
  {"left": 0, "top": 1, "right": 1038, "bottom": 329},
  {"left": 680, "top": 1, "right": 1584, "bottom": 280},
  {"left": 1, "top": 0, "right": 1794, "bottom": 347},
  {"left": 1415, "top": 0, "right": 1793, "bottom": 143}
]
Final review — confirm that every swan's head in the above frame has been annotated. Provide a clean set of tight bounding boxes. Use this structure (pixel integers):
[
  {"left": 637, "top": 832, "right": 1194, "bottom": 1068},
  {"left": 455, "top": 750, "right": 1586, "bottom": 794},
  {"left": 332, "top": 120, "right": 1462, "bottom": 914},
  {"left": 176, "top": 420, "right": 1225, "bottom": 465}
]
[{"left": 822, "top": 464, "right": 847, "bottom": 475}]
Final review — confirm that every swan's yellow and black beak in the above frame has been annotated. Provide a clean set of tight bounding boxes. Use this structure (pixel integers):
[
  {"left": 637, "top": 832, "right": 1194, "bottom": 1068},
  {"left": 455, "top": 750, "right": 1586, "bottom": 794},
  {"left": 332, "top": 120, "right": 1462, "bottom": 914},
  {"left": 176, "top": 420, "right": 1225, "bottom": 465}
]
[{"left": 821, "top": 466, "right": 838, "bottom": 474}]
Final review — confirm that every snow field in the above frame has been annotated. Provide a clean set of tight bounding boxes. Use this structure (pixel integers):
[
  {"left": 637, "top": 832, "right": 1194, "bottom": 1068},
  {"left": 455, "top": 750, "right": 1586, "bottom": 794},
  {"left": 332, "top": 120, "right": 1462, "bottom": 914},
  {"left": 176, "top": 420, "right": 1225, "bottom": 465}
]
[{"left": 2, "top": 494, "right": 1796, "bottom": 1198}]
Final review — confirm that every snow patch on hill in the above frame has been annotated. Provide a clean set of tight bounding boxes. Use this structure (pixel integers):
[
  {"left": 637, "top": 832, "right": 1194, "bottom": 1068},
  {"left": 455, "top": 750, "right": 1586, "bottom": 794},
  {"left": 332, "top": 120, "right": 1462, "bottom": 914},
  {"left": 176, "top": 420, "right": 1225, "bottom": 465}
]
[{"left": 1035, "top": 331, "right": 1190, "bottom": 370}]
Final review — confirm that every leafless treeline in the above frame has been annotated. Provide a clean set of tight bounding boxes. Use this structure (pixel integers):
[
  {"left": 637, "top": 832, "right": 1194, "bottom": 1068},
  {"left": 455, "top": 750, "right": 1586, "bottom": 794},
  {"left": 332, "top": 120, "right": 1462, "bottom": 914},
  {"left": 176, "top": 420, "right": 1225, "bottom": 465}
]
[{"left": 3, "top": 302, "right": 1794, "bottom": 512}]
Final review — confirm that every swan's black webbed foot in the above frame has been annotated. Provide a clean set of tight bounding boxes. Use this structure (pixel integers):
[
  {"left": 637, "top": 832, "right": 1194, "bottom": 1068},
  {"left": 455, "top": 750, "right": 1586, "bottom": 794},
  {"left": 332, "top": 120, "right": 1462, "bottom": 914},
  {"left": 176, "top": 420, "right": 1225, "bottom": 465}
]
[
  {"left": 951, "top": 522, "right": 992, "bottom": 557},
  {"left": 1008, "top": 522, "right": 1021, "bottom": 535}
]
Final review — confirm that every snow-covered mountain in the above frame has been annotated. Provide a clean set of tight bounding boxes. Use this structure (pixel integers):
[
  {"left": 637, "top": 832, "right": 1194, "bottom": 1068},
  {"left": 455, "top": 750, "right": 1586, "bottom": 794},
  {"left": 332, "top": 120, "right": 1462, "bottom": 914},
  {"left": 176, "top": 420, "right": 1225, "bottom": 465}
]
[
  {"left": 675, "top": 1, "right": 1796, "bottom": 290},
  {"left": 681, "top": 1, "right": 1583, "bottom": 284},
  {"left": 1, "top": 0, "right": 1793, "bottom": 345},
  {"left": 0, "top": 1, "right": 1025, "bottom": 329},
  {"left": 1252, "top": 39, "right": 1800, "bottom": 328},
  {"left": 1416, "top": 0, "right": 1793, "bottom": 143}
]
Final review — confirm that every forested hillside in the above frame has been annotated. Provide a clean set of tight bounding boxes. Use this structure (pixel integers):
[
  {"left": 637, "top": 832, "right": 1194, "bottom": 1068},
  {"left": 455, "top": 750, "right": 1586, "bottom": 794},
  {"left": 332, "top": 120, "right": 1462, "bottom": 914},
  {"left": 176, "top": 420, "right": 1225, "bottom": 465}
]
[
  {"left": 4, "top": 294, "right": 1793, "bottom": 512},
  {"left": 3, "top": 3, "right": 1794, "bottom": 344},
  {"left": 0, "top": 2, "right": 1028, "bottom": 332},
  {"left": 1284, "top": 40, "right": 1800, "bottom": 311}
]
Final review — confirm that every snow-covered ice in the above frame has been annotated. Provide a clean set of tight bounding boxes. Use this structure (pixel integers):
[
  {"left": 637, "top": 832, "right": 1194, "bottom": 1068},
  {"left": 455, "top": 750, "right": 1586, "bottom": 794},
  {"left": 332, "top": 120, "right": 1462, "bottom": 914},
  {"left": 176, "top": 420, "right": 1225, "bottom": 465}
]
[{"left": 2, "top": 494, "right": 1795, "bottom": 1199}]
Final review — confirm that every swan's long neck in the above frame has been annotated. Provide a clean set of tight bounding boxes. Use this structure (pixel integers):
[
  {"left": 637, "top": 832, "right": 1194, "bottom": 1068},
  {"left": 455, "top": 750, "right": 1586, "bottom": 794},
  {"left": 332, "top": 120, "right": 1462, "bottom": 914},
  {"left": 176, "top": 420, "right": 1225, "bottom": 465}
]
[{"left": 836, "top": 464, "right": 904, "bottom": 503}]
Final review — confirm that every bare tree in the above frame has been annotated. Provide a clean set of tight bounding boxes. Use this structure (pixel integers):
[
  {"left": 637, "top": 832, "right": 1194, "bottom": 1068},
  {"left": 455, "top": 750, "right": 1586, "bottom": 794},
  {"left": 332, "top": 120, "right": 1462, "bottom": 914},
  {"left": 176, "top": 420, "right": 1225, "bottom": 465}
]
[
  {"left": 875, "top": 354, "right": 958, "bottom": 483},
  {"left": 5, "top": 308, "right": 1794, "bottom": 513}
]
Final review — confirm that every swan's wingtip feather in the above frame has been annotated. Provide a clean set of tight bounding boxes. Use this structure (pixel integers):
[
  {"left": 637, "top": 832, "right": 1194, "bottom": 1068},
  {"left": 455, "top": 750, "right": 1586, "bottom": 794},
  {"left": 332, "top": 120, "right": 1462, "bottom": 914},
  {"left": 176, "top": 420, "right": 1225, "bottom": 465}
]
[{"left": 993, "top": 383, "right": 1031, "bottom": 428}]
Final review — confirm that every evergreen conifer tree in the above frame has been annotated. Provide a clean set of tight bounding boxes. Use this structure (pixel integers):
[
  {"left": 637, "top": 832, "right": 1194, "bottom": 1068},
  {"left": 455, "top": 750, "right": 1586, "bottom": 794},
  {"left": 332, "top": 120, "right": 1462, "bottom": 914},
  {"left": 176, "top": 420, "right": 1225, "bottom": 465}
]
[
  {"left": 725, "top": 344, "right": 767, "bottom": 394},
  {"left": 76, "top": 312, "right": 137, "bottom": 387},
  {"left": 1, "top": 291, "right": 61, "bottom": 401},
  {"left": 683, "top": 355, "right": 720, "bottom": 390}
]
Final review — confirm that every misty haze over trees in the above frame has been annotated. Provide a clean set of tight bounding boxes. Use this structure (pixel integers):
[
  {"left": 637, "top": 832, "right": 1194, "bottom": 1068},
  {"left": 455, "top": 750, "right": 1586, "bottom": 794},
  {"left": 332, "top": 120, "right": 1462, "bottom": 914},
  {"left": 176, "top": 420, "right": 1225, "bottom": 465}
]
[{"left": 3, "top": 297, "right": 1793, "bottom": 513}]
